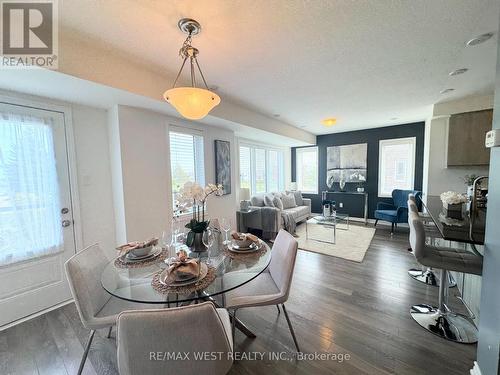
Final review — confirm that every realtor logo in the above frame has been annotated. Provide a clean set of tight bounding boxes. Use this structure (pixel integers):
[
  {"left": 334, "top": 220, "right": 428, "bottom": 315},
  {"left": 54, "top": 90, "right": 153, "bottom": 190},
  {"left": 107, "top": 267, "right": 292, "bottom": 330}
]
[{"left": 1, "top": 0, "right": 58, "bottom": 68}]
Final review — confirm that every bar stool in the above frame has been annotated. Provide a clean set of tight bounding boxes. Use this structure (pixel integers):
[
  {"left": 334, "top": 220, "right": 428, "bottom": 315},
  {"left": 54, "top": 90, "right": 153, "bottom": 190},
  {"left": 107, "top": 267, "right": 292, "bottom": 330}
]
[
  {"left": 408, "top": 212, "right": 483, "bottom": 343},
  {"left": 406, "top": 197, "right": 448, "bottom": 287}
]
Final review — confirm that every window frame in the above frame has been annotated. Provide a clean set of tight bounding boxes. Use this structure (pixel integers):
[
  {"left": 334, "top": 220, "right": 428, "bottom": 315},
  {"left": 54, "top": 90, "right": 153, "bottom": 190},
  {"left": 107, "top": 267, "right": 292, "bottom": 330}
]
[
  {"left": 377, "top": 137, "right": 416, "bottom": 198},
  {"left": 295, "top": 146, "right": 318, "bottom": 194},
  {"left": 238, "top": 141, "right": 286, "bottom": 195}
]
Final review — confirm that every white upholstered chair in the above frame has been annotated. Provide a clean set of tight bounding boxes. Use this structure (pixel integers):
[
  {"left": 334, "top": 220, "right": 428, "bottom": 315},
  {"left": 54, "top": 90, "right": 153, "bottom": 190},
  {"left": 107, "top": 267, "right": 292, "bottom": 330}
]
[
  {"left": 65, "top": 243, "right": 155, "bottom": 375},
  {"left": 117, "top": 302, "right": 233, "bottom": 375},
  {"left": 224, "top": 229, "right": 300, "bottom": 351}
]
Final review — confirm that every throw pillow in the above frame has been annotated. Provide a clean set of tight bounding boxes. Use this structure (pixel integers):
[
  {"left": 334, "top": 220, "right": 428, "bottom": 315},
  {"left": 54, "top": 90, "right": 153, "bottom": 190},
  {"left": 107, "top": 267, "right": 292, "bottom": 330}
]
[
  {"left": 250, "top": 195, "right": 265, "bottom": 207},
  {"left": 292, "top": 191, "right": 303, "bottom": 206},
  {"left": 264, "top": 195, "right": 275, "bottom": 207},
  {"left": 281, "top": 193, "right": 297, "bottom": 209},
  {"left": 273, "top": 195, "right": 284, "bottom": 210}
]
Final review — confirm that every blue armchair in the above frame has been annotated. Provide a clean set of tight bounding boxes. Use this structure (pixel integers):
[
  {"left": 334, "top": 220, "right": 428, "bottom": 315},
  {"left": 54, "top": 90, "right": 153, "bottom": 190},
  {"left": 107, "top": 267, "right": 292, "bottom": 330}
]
[{"left": 374, "top": 189, "right": 422, "bottom": 233}]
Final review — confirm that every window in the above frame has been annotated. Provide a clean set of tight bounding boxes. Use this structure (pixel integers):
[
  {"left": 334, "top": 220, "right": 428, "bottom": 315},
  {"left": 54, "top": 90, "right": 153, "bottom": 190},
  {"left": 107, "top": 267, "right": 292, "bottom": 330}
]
[
  {"left": 0, "top": 111, "right": 63, "bottom": 265},
  {"left": 295, "top": 147, "right": 318, "bottom": 194},
  {"left": 378, "top": 137, "right": 416, "bottom": 197},
  {"left": 238, "top": 144, "right": 285, "bottom": 195},
  {"left": 169, "top": 130, "right": 205, "bottom": 205}
]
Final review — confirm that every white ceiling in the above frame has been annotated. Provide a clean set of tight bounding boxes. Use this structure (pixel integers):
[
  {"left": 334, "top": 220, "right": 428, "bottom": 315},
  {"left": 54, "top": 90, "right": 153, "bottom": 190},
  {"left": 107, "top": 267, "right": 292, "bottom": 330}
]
[{"left": 59, "top": 0, "right": 499, "bottom": 134}]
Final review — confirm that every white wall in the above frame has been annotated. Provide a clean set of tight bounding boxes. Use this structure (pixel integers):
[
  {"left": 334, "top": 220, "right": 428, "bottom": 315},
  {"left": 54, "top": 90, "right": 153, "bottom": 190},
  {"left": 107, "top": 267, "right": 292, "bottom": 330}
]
[
  {"left": 71, "top": 105, "right": 116, "bottom": 252},
  {"left": 425, "top": 95, "right": 493, "bottom": 197},
  {"left": 109, "top": 105, "right": 238, "bottom": 243}
]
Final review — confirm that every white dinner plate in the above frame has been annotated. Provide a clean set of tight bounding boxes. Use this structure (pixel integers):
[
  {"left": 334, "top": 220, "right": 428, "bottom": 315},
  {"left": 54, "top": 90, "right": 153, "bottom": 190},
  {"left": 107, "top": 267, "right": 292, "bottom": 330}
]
[
  {"left": 228, "top": 241, "right": 261, "bottom": 253},
  {"left": 121, "top": 247, "right": 162, "bottom": 262},
  {"left": 159, "top": 262, "right": 208, "bottom": 286}
]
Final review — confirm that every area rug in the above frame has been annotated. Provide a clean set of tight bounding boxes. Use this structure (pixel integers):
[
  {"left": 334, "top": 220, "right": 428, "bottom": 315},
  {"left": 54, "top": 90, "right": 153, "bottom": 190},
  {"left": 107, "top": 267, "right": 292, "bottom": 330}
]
[{"left": 295, "top": 222, "right": 376, "bottom": 262}]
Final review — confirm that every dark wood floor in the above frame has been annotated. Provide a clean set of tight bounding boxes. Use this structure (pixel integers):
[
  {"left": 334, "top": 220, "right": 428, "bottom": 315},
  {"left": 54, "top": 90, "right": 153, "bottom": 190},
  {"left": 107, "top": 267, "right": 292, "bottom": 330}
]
[{"left": 0, "top": 225, "right": 476, "bottom": 375}]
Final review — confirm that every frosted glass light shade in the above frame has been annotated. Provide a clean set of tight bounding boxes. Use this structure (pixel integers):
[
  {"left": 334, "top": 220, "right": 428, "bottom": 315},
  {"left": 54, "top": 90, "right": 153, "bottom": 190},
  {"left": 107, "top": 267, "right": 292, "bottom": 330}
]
[{"left": 164, "top": 87, "right": 221, "bottom": 120}]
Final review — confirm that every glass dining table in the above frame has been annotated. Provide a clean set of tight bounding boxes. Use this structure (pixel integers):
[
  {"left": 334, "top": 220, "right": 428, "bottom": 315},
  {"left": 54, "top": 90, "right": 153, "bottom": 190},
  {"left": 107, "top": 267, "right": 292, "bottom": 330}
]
[{"left": 101, "top": 233, "right": 272, "bottom": 337}]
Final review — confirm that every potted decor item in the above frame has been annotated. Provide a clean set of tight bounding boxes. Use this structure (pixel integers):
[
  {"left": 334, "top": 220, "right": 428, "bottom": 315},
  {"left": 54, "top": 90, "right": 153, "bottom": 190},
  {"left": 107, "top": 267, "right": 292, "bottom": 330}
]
[
  {"left": 174, "top": 182, "right": 223, "bottom": 251},
  {"left": 440, "top": 191, "right": 467, "bottom": 220}
]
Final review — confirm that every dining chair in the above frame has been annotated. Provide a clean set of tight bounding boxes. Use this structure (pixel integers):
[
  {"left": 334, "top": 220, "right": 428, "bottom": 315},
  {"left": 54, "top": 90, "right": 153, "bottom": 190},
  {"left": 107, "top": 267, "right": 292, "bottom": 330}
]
[
  {"left": 117, "top": 302, "right": 233, "bottom": 375},
  {"left": 65, "top": 243, "right": 156, "bottom": 375},
  {"left": 224, "top": 229, "right": 300, "bottom": 352}
]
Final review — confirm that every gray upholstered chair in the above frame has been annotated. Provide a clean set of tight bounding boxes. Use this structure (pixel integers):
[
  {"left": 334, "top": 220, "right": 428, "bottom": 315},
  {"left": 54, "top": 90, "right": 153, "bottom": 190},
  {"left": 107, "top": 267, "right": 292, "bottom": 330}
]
[
  {"left": 65, "top": 243, "right": 155, "bottom": 375},
  {"left": 224, "top": 229, "right": 300, "bottom": 351},
  {"left": 117, "top": 302, "right": 233, "bottom": 375},
  {"left": 408, "top": 212, "right": 483, "bottom": 343}
]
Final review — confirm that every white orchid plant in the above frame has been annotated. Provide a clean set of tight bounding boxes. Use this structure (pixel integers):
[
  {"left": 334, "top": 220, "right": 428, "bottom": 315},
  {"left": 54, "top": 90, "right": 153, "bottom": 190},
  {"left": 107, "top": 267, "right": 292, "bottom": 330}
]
[
  {"left": 174, "top": 182, "right": 224, "bottom": 241},
  {"left": 440, "top": 191, "right": 467, "bottom": 205}
]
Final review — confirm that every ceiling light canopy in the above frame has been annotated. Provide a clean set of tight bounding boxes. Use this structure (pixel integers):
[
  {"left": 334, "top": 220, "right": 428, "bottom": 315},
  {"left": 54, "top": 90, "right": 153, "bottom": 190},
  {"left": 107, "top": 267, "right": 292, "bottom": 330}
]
[
  {"left": 163, "top": 18, "right": 220, "bottom": 120},
  {"left": 321, "top": 118, "right": 337, "bottom": 127}
]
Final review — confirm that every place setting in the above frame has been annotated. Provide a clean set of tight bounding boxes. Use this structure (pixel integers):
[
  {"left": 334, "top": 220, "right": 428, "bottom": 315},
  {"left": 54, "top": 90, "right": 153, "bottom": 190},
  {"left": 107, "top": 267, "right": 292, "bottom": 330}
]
[
  {"left": 223, "top": 231, "right": 267, "bottom": 259},
  {"left": 114, "top": 238, "right": 167, "bottom": 268},
  {"left": 151, "top": 249, "right": 216, "bottom": 294}
]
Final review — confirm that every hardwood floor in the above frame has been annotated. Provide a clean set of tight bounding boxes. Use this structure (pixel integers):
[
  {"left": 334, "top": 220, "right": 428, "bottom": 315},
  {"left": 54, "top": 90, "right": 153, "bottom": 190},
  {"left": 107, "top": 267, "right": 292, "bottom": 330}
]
[{"left": 0, "top": 225, "right": 476, "bottom": 374}]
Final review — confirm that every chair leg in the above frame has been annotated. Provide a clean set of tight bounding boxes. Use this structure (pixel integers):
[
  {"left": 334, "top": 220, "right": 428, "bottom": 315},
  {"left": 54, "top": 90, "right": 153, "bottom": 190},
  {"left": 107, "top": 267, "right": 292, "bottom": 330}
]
[
  {"left": 281, "top": 304, "right": 300, "bottom": 352},
  {"left": 374, "top": 219, "right": 378, "bottom": 227},
  {"left": 391, "top": 223, "right": 394, "bottom": 234},
  {"left": 231, "top": 309, "right": 237, "bottom": 346},
  {"left": 276, "top": 305, "right": 281, "bottom": 314},
  {"left": 78, "top": 330, "right": 95, "bottom": 375},
  {"left": 107, "top": 326, "right": 113, "bottom": 338}
]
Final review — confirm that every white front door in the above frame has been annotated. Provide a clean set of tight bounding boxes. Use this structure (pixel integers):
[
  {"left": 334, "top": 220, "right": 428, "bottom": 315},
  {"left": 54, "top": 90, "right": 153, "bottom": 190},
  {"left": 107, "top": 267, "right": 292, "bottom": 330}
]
[{"left": 0, "top": 102, "right": 76, "bottom": 328}]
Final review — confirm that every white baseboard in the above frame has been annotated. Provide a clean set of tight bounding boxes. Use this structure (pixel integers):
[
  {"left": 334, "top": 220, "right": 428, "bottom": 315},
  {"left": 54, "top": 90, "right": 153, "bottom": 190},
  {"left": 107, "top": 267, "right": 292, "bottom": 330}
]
[
  {"left": 0, "top": 298, "right": 73, "bottom": 332},
  {"left": 470, "top": 361, "right": 482, "bottom": 375}
]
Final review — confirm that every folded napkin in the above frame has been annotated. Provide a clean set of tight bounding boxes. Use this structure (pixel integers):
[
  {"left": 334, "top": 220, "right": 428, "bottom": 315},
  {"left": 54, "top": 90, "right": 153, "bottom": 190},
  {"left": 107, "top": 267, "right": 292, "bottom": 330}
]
[
  {"left": 164, "top": 256, "right": 200, "bottom": 284},
  {"left": 116, "top": 238, "right": 158, "bottom": 255},
  {"left": 230, "top": 231, "right": 259, "bottom": 244}
]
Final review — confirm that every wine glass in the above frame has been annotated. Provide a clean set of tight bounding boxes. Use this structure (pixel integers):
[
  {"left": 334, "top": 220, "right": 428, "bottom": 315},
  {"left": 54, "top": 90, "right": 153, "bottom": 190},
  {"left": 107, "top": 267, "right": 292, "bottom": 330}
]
[
  {"left": 202, "top": 228, "right": 215, "bottom": 265},
  {"left": 221, "top": 218, "right": 231, "bottom": 245}
]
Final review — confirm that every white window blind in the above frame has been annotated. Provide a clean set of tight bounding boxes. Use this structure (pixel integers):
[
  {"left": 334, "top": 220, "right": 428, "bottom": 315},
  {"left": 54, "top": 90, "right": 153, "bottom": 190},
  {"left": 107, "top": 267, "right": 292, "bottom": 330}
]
[
  {"left": 238, "top": 144, "right": 285, "bottom": 195},
  {"left": 296, "top": 147, "right": 318, "bottom": 194},
  {"left": 378, "top": 137, "right": 416, "bottom": 197},
  {"left": 254, "top": 148, "right": 266, "bottom": 193},
  {"left": 169, "top": 131, "right": 205, "bottom": 203},
  {"left": 239, "top": 146, "right": 251, "bottom": 190}
]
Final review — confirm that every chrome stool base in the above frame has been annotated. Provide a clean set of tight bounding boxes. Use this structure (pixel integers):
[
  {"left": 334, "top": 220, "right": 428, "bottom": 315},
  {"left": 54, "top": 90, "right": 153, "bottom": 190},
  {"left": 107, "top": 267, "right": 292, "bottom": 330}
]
[
  {"left": 410, "top": 304, "right": 478, "bottom": 344},
  {"left": 407, "top": 268, "right": 457, "bottom": 288},
  {"left": 408, "top": 268, "right": 439, "bottom": 286}
]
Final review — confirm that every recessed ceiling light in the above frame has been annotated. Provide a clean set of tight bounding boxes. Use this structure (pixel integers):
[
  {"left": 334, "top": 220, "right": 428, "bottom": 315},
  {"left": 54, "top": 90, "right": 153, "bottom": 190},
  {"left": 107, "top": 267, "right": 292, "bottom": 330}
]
[
  {"left": 390, "top": 117, "right": 398, "bottom": 121},
  {"left": 321, "top": 118, "right": 337, "bottom": 126},
  {"left": 466, "top": 32, "right": 494, "bottom": 46},
  {"left": 273, "top": 114, "right": 280, "bottom": 117},
  {"left": 299, "top": 125, "right": 307, "bottom": 128},
  {"left": 440, "top": 88, "right": 455, "bottom": 94},
  {"left": 449, "top": 68, "right": 468, "bottom": 76}
]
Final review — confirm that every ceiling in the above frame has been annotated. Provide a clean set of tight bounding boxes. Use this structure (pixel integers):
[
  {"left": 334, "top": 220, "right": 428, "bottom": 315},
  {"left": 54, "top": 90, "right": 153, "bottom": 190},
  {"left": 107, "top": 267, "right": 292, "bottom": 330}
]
[{"left": 59, "top": 0, "right": 499, "bottom": 134}]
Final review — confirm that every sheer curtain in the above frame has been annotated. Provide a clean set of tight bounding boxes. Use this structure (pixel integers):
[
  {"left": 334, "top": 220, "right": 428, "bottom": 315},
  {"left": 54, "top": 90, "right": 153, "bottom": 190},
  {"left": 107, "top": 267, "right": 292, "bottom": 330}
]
[{"left": 0, "top": 112, "right": 62, "bottom": 266}]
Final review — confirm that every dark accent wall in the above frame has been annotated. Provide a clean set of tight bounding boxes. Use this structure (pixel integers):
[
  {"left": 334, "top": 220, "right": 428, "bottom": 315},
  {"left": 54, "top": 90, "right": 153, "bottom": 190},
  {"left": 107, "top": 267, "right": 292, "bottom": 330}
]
[{"left": 292, "top": 122, "right": 425, "bottom": 218}]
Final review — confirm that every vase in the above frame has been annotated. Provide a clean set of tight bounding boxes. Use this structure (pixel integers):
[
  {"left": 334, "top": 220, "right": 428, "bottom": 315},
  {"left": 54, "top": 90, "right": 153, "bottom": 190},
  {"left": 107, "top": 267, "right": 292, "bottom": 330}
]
[
  {"left": 189, "top": 231, "right": 207, "bottom": 252},
  {"left": 339, "top": 178, "right": 346, "bottom": 191},
  {"left": 443, "top": 203, "right": 464, "bottom": 220}
]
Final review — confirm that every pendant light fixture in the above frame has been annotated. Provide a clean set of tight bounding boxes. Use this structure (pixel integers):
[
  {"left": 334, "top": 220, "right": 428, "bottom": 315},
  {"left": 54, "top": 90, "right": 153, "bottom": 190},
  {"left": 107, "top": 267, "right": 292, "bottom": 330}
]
[{"left": 163, "top": 18, "right": 220, "bottom": 120}]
